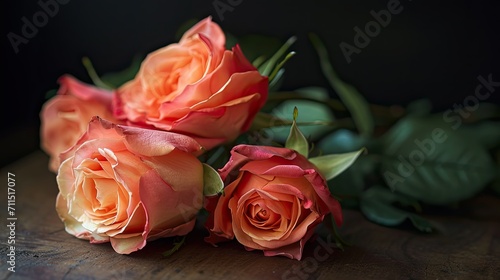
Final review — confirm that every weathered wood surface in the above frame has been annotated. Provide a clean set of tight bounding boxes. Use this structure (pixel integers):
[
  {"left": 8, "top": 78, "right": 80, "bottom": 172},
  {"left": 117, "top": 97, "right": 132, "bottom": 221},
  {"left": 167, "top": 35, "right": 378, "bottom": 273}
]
[{"left": 1, "top": 151, "right": 499, "bottom": 280}]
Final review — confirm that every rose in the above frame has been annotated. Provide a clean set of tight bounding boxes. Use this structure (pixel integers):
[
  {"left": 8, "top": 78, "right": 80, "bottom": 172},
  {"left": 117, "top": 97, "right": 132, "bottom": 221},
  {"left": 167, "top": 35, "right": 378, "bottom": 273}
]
[
  {"left": 56, "top": 117, "right": 204, "bottom": 254},
  {"left": 40, "top": 75, "right": 117, "bottom": 172},
  {"left": 113, "top": 17, "right": 268, "bottom": 150},
  {"left": 205, "top": 145, "right": 343, "bottom": 260}
]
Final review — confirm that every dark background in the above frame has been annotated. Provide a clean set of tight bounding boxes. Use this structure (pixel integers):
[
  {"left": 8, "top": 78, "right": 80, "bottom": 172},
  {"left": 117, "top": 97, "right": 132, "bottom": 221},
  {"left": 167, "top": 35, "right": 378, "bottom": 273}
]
[{"left": 2, "top": 0, "right": 500, "bottom": 166}]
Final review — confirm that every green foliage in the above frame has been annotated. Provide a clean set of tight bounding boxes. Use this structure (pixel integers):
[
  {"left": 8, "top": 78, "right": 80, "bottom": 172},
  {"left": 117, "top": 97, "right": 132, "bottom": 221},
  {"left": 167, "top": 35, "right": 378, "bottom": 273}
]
[
  {"left": 237, "top": 34, "right": 283, "bottom": 63},
  {"left": 202, "top": 163, "right": 224, "bottom": 196},
  {"left": 294, "top": 87, "right": 331, "bottom": 101},
  {"left": 74, "top": 20, "right": 500, "bottom": 236},
  {"left": 285, "top": 107, "right": 309, "bottom": 158},
  {"left": 317, "top": 129, "right": 366, "bottom": 154},
  {"left": 379, "top": 117, "right": 496, "bottom": 205},
  {"left": 459, "top": 122, "right": 500, "bottom": 150},
  {"left": 309, "top": 149, "right": 365, "bottom": 181},
  {"left": 162, "top": 236, "right": 187, "bottom": 257},
  {"left": 259, "top": 37, "right": 297, "bottom": 78},
  {"left": 264, "top": 99, "right": 334, "bottom": 142},
  {"left": 309, "top": 33, "right": 374, "bottom": 137},
  {"left": 328, "top": 157, "right": 375, "bottom": 208},
  {"left": 359, "top": 186, "right": 433, "bottom": 232}
]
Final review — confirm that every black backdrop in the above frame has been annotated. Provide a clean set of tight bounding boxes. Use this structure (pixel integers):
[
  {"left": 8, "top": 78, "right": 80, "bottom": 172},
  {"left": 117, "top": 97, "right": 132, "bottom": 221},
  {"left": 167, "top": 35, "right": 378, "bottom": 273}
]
[{"left": 2, "top": 0, "right": 500, "bottom": 166}]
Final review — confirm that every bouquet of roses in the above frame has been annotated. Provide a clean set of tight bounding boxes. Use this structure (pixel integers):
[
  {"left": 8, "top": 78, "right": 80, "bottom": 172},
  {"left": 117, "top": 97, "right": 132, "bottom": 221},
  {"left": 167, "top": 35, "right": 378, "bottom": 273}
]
[{"left": 39, "top": 17, "right": 363, "bottom": 260}]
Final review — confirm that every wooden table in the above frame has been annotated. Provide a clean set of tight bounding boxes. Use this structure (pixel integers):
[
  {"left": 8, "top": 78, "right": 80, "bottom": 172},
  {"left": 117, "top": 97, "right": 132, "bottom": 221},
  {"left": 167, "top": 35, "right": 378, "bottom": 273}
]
[{"left": 1, "top": 151, "right": 499, "bottom": 279}]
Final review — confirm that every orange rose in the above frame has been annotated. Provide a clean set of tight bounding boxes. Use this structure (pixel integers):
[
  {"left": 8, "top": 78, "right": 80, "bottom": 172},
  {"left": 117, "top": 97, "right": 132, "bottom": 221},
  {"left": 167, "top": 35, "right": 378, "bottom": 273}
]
[
  {"left": 40, "top": 75, "right": 118, "bottom": 172},
  {"left": 113, "top": 17, "right": 268, "bottom": 150},
  {"left": 205, "top": 145, "right": 343, "bottom": 260},
  {"left": 56, "top": 117, "right": 204, "bottom": 254}
]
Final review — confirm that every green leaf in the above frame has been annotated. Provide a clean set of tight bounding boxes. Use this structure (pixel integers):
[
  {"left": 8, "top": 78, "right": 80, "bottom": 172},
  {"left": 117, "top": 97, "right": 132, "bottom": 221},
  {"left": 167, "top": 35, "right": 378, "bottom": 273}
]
[
  {"left": 294, "top": 87, "right": 331, "bottom": 101},
  {"left": 317, "top": 129, "right": 366, "bottom": 154},
  {"left": 100, "top": 55, "right": 143, "bottom": 88},
  {"left": 309, "top": 148, "right": 365, "bottom": 181},
  {"left": 238, "top": 34, "right": 283, "bottom": 63},
  {"left": 285, "top": 107, "right": 309, "bottom": 158},
  {"left": 202, "top": 163, "right": 224, "bottom": 196},
  {"left": 268, "top": 68, "right": 285, "bottom": 92},
  {"left": 380, "top": 117, "right": 496, "bottom": 205},
  {"left": 359, "top": 186, "right": 433, "bottom": 232},
  {"left": 264, "top": 87, "right": 332, "bottom": 112},
  {"left": 259, "top": 36, "right": 296, "bottom": 77},
  {"left": 250, "top": 112, "right": 291, "bottom": 130},
  {"left": 459, "top": 122, "right": 500, "bottom": 149},
  {"left": 328, "top": 156, "right": 375, "bottom": 208},
  {"left": 252, "top": 55, "right": 267, "bottom": 68},
  {"left": 268, "top": 51, "right": 295, "bottom": 84},
  {"left": 201, "top": 145, "right": 231, "bottom": 170},
  {"left": 162, "top": 236, "right": 187, "bottom": 257},
  {"left": 461, "top": 102, "right": 500, "bottom": 123},
  {"left": 309, "top": 33, "right": 374, "bottom": 137},
  {"left": 264, "top": 100, "right": 335, "bottom": 142}
]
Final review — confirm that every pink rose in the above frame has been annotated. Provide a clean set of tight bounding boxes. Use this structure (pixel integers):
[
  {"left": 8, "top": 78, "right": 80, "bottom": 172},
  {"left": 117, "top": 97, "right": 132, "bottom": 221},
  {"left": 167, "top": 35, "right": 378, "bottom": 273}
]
[
  {"left": 113, "top": 17, "right": 268, "bottom": 150},
  {"left": 56, "top": 117, "right": 204, "bottom": 254},
  {"left": 40, "top": 75, "right": 118, "bottom": 172},
  {"left": 205, "top": 145, "right": 343, "bottom": 260}
]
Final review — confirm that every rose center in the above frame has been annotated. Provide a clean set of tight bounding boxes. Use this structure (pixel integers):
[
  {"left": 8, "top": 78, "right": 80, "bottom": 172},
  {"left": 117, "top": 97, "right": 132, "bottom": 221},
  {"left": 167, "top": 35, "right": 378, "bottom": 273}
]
[
  {"left": 257, "top": 209, "right": 268, "bottom": 220},
  {"left": 74, "top": 157, "right": 126, "bottom": 227}
]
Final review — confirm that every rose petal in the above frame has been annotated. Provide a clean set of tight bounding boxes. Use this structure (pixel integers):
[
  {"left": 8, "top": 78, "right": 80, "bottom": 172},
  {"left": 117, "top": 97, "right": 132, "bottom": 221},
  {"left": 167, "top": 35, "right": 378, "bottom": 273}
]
[
  {"left": 139, "top": 169, "right": 201, "bottom": 239},
  {"left": 107, "top": 202, "right": 147, "bottom": 237},
  {"left": 57, "top": 75, "right": 113, "bottom": 107},
  {"left": 159, "top": 50, "right": 266, "bottom": 115},
  {"left": 110, "top": 235, "right": 146, "bottom": 254},
  {"left": 142, "top": 149, "right": 203, "bottom": 192},
  {"left": 219, "top": 145, "right": 298, "bottom": 181},
  {"left": 118, "top": 120, "right": 205, "bottom": 157},
  {"left": 208, "top": 172, "right": 246, "bottom": 241},
  {"left": 180, "top": 16, "right": 225, "bottom": 53},
  {"left": 304, "top": 170, "right": 343, "bottom": 226},
  {"left": 147, "top": 219, "right": 196, "bottom": 240}
]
